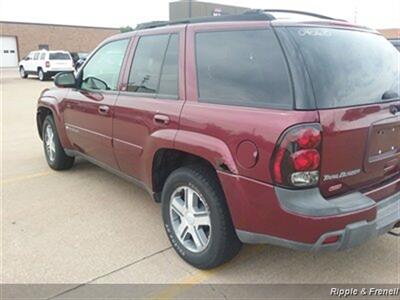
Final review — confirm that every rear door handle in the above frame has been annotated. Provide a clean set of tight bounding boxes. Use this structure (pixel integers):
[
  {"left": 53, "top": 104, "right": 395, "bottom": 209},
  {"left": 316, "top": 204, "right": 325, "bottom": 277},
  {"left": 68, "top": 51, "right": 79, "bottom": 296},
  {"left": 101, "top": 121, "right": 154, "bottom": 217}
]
[
  {"left": 153, "top": 114, "right": 170, "bottom": 125},
  {"left": 98, "top": 105, "right": 110, "bottom": 115}
]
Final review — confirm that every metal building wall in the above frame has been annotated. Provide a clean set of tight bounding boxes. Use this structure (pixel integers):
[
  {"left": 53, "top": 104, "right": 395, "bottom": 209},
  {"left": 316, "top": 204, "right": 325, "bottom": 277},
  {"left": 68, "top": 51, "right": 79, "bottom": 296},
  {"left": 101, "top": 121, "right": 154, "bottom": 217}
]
[{"left": 169, "top": 0, "right": 250, "bottom": 20}]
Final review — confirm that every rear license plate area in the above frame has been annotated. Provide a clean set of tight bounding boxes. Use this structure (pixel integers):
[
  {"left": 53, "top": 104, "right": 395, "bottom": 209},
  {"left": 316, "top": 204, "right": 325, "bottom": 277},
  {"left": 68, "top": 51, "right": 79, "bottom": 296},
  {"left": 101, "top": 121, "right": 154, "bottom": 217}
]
[{"left": 368, "top": 122, "right": 400, "bottom": 163}]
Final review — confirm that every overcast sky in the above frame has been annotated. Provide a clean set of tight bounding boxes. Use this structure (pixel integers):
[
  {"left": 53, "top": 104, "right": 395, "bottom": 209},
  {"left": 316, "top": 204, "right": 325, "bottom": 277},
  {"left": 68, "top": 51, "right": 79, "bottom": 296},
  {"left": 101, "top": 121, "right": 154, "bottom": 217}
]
[{"left": 0, "top": 0, "right": 399, "bottom": 29}]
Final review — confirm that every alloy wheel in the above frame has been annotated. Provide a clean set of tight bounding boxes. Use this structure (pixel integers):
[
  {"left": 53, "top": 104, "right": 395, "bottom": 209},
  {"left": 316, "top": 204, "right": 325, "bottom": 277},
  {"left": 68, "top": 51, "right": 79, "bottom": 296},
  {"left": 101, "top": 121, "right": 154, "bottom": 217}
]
[
  {"left": 44, "top": 124, "right": 56, "bottom": 162},
  {"left": 169, "top": 186, "right": 211, "bottom": 253},
  {"left": 39, "top": 70, "right": 44, "bottom": 81}
]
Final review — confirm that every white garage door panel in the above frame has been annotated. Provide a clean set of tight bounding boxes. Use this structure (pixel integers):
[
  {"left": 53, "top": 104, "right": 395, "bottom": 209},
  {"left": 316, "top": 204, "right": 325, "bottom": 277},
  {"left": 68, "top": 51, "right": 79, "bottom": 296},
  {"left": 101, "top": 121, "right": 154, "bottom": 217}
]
[{"left": 0, "top": 36, "right": 19, "bottom": 67}]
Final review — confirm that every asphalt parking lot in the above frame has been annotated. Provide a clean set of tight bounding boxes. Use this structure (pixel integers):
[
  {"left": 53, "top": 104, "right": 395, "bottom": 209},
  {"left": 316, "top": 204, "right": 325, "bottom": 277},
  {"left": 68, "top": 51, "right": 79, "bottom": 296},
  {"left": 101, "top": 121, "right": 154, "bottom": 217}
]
[{"left": 1, "top": 68, "right": 399, "bottom": 297}]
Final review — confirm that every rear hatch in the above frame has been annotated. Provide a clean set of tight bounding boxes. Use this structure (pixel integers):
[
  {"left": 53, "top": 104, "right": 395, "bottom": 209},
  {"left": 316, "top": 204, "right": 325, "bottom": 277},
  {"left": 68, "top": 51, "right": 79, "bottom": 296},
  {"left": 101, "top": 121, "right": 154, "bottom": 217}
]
[
  {"left": 49, "top": 52, "right": 72, "bottom": 70},
  {"left": 283, "top": 26, "right": 400, "bottom": 200}
]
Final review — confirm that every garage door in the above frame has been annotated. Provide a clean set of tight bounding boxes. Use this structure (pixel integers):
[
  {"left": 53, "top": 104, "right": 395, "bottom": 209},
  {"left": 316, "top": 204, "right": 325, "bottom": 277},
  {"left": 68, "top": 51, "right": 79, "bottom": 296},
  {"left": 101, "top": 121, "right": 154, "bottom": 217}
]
[{"left": 0, "top": 36, "right": 19, "bottom": 67}]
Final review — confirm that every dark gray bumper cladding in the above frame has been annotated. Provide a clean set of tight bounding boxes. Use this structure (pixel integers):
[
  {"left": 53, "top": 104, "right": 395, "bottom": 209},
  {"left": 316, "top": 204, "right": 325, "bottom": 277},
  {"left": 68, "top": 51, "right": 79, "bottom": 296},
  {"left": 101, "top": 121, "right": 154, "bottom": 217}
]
[
  {"left": 274, "top": 187, "right": 376, "bottom": 217},
  {"left": 237, "top": 191, "right": 399, "bottom": 251}
]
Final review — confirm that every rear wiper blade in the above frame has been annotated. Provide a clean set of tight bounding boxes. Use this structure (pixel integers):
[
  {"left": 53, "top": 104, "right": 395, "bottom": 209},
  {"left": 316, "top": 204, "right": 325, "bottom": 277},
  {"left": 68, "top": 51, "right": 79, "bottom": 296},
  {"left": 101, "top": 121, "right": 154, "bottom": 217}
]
[{"left": 382, "top": 91, "right": 399, "bottom": 100}]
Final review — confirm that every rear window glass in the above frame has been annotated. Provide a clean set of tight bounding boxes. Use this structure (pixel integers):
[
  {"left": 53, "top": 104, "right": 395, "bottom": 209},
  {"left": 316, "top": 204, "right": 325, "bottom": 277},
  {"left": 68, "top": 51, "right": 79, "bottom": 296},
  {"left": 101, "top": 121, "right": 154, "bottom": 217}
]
[
  {"left": 195, "top": 29, "right": 292, "bottom": 109},
  {"left": 287, "top": 28, "right": 400, "bottom": 108},
  {"left": 49, "top": 52, "right": 71, "bottom": 60}
]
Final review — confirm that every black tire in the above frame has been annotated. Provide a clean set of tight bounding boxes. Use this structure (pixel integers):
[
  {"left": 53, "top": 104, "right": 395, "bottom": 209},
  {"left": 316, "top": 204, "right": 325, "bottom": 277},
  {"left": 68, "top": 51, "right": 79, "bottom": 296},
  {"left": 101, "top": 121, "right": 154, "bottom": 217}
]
[
  {"left": 38, "top": 68, "right": 47, "bottom": 81},
  {"left": 19, "top": 66, "right": 28, "bottom": 78},
  {"left": 162, "top": 165, "right": 242, "bottom": 269},
  {"left": 42, "top": 115, "right": 74, "bottom": 170}
]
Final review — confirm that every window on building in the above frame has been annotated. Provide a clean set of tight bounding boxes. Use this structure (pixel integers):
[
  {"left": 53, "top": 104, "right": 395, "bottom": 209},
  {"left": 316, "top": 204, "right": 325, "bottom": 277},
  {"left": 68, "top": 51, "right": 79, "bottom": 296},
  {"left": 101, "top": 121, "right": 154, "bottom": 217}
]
[
  {"left": 195, "top": 29, "right": 292, "bottom": 109},
  {"left": 38, "top": 44, "right": 49, "bottom": 50},
  {"left": 81, "top": 39, "right": 129, "bottom": 91}
]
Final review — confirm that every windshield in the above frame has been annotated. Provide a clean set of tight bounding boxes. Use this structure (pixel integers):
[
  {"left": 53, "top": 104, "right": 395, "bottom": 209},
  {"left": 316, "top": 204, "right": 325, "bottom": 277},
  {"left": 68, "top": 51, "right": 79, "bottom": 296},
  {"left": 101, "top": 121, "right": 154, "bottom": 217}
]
[
  {"left": 49, "top": 52, "right": 71, "bottom": 60},
  {"left": 287, "top": 27, "right": 400, "bottom": 109}
]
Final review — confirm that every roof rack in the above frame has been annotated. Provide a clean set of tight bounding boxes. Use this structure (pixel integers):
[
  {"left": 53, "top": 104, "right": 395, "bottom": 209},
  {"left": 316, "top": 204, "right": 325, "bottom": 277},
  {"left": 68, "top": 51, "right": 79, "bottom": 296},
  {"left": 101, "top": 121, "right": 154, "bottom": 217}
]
[
  {"left": 135, "top": 10, "right": 275, "bottom": 30},
  {"left": 135, "top": 9, "right": 339, "bottom": 30},
  {"left": 252, "top": 9, "right": 338, "bottom": 21}
]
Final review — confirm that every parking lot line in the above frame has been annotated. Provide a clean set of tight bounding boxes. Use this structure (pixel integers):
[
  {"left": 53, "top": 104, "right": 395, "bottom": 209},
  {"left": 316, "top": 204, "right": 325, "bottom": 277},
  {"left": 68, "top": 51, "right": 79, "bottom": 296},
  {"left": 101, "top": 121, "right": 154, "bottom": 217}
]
[
  {"left": 2, "top": 171, "right": 51, "bottom": 184},
  {"left": 152, "top": 245, "right": 265, "bottom": 300}
]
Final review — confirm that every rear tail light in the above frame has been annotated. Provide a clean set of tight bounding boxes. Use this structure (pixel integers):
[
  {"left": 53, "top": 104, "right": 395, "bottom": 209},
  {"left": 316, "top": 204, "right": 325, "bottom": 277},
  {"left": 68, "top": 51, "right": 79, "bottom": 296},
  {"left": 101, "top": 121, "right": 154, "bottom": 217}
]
[
  {"left": 45, "top": 61, "right": 50, "bottom": 68},
  {"left": 271, "top": 124, "right": 322, "bottom": 188}
]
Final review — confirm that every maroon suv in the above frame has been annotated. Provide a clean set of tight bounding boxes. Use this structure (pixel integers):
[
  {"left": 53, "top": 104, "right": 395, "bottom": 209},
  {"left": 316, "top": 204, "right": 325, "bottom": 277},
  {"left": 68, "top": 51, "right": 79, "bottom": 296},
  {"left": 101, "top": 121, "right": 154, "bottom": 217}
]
[{"left": 36, "top": 10, "right": 400, "bottom": 269}]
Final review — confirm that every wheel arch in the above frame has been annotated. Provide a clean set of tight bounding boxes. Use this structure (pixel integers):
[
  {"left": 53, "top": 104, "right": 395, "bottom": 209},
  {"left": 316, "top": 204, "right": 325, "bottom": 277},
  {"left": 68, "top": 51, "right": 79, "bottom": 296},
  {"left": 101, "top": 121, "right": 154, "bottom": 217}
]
[{"left": 37, "top": 97, "right": 72, "bottom": 149}]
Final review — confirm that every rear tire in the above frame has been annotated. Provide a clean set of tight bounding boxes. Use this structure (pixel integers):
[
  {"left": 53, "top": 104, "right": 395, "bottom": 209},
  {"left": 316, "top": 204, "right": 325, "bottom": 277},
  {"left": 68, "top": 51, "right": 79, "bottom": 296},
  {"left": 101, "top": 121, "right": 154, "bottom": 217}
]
[
  {"left": 42, "top": 116, "right": 74, "bottom": 170},
  {"left": 38, "top": 68, "right": 47, "bottom": 81},
  {"left": 19, "top": 66, "right": 27, "bottom": 78},
  {"left": 161, "top": 165, "right": 242, "bottom": 269}
]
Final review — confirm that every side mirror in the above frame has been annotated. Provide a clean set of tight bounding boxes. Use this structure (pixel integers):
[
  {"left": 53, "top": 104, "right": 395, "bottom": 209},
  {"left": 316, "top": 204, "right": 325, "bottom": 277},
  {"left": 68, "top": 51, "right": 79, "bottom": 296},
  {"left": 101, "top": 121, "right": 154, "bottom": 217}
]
[
  {"left": 75, "top": 58, "right": 85, "bottom": 70},
  {"left": 25, "top": 57, "right": 30, "bottom": 61},
  {"left": 54, "top": 72, "right": 76, "bottom": 88}
]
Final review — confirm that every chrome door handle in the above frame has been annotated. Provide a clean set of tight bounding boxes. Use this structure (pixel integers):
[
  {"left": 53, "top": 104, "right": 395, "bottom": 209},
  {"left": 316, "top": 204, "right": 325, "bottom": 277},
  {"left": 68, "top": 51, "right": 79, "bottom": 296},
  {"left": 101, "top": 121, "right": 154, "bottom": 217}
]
[
  {"left": 153, "top": 114, "right": 170, "bottom": 125},
  {"left": 98, "top": 105, "right": 110, "bottom": 115}
]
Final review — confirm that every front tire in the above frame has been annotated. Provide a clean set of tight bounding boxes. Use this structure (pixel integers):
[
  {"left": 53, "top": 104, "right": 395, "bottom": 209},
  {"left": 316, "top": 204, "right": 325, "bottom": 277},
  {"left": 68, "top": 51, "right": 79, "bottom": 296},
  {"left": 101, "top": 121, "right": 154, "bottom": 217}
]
[
  {"left": 19, "top": 67, "right": 28, "bottom": 78},
  {"left": 42, "top": 116, "right": 74, "bottom": 170},
  {"left": 162, "top": 165, "right": 241, "bottom": 269}
]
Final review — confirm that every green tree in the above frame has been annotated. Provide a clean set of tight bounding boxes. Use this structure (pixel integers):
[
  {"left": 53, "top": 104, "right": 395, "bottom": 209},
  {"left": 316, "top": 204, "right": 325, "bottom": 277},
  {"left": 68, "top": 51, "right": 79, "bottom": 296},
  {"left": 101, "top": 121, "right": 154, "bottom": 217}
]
[{"left": 120, "top": 26, "right": 134, "bottom": 33}]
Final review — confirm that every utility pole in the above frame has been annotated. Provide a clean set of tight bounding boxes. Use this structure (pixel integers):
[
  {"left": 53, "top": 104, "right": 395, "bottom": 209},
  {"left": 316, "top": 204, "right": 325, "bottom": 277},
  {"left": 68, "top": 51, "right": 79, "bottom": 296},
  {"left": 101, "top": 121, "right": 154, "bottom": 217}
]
[{"left": 353, "top": 6, "right": 358, "bottom": 24}]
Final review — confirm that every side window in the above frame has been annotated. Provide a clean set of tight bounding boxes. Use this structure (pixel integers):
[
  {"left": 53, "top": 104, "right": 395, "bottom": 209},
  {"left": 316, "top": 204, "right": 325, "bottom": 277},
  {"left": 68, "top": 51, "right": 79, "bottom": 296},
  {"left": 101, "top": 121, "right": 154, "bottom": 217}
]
[
  {"left": 33, "top": 52, "right": 40, "bottom": 60},
  {"left": 81, "top": 39, "right": 129, "bottom": 91},
  {"left": 195, "top": 29, "right": 292, "bottom": 109},
  {"left": 40, "top": 53, "right": 46, "bottom": 60},
  {"left": 127, "top": 35, "right": 169, "bottom": 94},
  {"left": 158, "top": 34, "right": 179, "bottom": 97},
  {"left": 127, "top": 33, "right": 179, "bottom": 98}
]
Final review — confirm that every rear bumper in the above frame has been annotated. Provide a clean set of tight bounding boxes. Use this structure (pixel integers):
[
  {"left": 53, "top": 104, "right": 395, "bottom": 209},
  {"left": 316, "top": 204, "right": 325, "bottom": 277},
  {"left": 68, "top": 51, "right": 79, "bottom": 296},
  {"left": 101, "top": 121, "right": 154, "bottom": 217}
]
[
  {"left": 217, "top": 171, "right": 399, "bottom": 250},
  {"left": 237, "top": 191, "right": 399, "bottom": 251},
  {"left": 45, "top": 69, "right": 74, "bottom": 76}
]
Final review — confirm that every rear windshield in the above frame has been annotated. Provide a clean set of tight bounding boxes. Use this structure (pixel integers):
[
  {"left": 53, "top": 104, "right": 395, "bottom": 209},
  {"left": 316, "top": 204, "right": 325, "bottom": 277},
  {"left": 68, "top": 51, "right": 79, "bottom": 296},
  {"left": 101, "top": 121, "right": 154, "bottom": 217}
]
[
  {"left": 49, "top": 52, "right": 71, "bottom": 60},
  {"left": 287, "top": 27, "right": 400, "bottom": 108}
]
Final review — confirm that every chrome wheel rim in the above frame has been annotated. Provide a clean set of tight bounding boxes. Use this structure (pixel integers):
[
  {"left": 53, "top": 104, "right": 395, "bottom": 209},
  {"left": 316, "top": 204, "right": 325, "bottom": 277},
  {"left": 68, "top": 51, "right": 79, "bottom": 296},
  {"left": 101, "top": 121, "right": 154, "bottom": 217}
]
[
  {"left": 44, "top": 124, "right": 56, "bottom": 162},
  {"left": 169, "top": 186, "right": 211, "bottom": 253},
  {"left": 39, "top": 70, "right": 43, "bottom": 80},
  {"left": 20, "top": 68, "right": 25, "bottom": 77}
]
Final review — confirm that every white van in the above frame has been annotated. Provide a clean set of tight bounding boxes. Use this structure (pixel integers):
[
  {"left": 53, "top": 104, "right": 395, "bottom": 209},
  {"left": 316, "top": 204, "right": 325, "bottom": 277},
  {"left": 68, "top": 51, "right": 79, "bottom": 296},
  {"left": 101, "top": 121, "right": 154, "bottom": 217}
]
[{"left": 19, "top": 50, "right": 74, "bottom": 81}]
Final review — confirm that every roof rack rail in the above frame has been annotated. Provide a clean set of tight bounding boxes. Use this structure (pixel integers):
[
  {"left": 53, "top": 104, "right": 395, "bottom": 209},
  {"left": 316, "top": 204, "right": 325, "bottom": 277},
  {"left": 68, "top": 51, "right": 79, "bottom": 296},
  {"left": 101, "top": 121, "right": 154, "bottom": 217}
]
[
  {"left": 253, "top": 9, "right": 338, "bottom": 21},
  {"left": 135, "top": 10, "right": 275, "bottom": 30},
  {"left": 135, "top": 9, "right": 340, "bottom": 30}
]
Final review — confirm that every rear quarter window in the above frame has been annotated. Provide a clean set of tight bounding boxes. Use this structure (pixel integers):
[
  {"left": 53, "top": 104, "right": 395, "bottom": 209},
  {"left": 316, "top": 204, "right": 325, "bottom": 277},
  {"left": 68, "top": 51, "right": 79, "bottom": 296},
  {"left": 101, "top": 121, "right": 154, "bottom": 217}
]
[{"left": 195, "top": 29, "right": 293, "bottom": 109}]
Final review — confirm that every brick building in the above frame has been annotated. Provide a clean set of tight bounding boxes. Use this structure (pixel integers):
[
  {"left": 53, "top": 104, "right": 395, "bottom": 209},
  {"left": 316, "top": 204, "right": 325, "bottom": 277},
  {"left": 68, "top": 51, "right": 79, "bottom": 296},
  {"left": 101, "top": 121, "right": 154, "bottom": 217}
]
[
  {"left": 378, "top": 28, "right": 400, "bottom": 39},
  {"left": 0, "top": 21, "right": 119, "bottom": 67}
]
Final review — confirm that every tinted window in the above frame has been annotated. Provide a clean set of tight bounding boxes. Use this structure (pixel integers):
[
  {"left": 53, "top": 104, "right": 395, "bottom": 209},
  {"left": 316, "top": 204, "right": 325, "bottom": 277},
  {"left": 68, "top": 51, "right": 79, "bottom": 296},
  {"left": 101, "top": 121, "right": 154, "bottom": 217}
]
[
  {"left": 158, "top": 34, "right": 179, "bottom": 97},
  {"left": 49, "top": 52, "right": 71, "bottom": 60},
  {"left": 196, "top": 30, "right": 292, "bottom": 108},
  {"left": 81, "top": 39, "right": 129, "bottom": 91},
  {"left": 287, "top": 28, "right": 400, "bottom": 108},
  {"left": 40, "top": 52, "right": 46, "bottom": 60},
  {"left": 33, "top": 52, "right": 39, "bottom": 60},
  {"left": 127, "top": 35, "right": 169, "bottom": 94}
]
